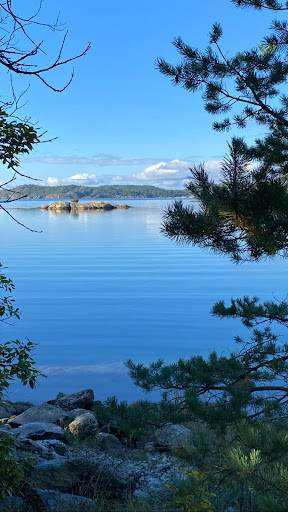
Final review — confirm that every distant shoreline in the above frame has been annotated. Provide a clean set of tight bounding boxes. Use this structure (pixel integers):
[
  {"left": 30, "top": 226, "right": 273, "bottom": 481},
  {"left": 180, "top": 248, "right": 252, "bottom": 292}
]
[{"left": 0, "top": 184, "right": 188, "bottom": 201}]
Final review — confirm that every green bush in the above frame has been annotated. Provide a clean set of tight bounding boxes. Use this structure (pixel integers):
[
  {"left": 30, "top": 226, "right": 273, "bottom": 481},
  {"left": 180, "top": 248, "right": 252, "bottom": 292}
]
[
  {"left": 0, "top": 268, "right": 38, "bottom": 398},
  {"left": 0, "top": 436, "right": 26, "bottom": 500},
  {"left": 94, "top": 396, "right": 183, "bottom": 446},
  {"left": 0, "top": 269, "right": 38, "bottom": 502}
]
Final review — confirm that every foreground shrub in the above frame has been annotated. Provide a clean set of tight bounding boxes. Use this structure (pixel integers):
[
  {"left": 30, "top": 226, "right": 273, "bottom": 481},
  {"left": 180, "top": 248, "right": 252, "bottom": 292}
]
[
  {"left": 0, "top": 436, "right": 27, "bottom": 500},
  {"left": 94, "top": 396, "right": 184, "bottom": 446},
  {"left": 0, "top": 268, "right": 38, "bottom": 501}
]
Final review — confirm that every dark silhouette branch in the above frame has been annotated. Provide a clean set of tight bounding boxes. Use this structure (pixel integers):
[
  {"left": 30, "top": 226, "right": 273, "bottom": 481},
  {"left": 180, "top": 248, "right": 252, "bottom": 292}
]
[
  {"left": 0, "top": 1, "right": 91, "bottom": 225},
  {"left": 233, "top": 0, "right": 288, "bottom": 10},
  {"left": 0, "top": 203, "right": 42, "bottom": 232}
]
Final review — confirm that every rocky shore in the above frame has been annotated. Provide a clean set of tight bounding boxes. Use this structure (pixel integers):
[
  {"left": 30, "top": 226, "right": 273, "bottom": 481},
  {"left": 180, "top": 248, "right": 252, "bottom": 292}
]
[
  {"left": 0, "top": 389, "right": 192, "bottom": 512},
  {"left": 40, "top": 201, "right": 130, "bottom": 212}
]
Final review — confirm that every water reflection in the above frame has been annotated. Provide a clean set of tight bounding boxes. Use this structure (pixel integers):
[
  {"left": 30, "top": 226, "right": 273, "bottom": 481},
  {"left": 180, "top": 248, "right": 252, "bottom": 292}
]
[{"left": 2, "top": 199, "right": 287, "bottom": 402}]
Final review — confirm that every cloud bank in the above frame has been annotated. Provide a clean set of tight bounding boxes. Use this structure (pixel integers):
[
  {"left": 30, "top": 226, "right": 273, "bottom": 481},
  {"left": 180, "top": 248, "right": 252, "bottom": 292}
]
[
  {"left": 27, "top": 153, "right": 160, "bottom": 167},
  {"left": 46, "top": 159, "right": 221, "bottom": 189}
]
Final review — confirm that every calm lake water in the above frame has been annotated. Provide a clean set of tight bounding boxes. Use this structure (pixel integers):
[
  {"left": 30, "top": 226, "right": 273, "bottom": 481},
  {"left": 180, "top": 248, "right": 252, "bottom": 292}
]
[{"left": 1, "top": 199, "right": 287, "bottom": 403}]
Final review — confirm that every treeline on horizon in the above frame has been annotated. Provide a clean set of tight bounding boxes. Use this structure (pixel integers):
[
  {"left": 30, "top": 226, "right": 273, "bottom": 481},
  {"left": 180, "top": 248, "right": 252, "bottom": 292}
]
[{"left": 0, "top": 184, "right": 188, "bottom": 200}]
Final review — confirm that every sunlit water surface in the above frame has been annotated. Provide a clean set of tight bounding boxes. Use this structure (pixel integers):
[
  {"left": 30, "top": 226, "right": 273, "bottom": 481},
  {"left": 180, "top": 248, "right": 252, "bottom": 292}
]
[{"left": 1, "top": 199, "right": 287, "bottom": 403}]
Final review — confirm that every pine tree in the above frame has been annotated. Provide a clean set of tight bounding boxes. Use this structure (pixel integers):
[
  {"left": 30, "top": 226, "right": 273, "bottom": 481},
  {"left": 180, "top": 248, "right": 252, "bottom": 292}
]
[
  {"left": 156, "top": 0, "right": 288, "bottom": 261},
  {"left": 128, "top": 0, "right": 288, "bottom": 427},
  {"left": 127, "top": 3, "right": 288, "bottom": 510},
  {"left": 163, "top": 139, "right": 288, "bottom": 261}
]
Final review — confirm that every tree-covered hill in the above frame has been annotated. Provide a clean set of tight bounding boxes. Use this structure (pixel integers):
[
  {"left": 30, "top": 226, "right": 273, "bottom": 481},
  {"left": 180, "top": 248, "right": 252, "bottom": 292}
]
[{"left": 0, "top": 184, "right": 188, "bottom": 201}]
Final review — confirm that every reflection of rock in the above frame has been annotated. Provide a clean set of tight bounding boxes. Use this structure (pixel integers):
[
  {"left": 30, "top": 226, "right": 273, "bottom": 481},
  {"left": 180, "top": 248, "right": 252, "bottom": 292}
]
[{"left": 41, "top": 201, "right": 130, "bottom": 212}]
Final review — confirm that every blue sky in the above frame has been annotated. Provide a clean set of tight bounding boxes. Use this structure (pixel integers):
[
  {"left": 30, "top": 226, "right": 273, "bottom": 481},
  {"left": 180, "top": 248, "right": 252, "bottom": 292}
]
[{"left": 13, "top": 0, "right": 277, "bottom": 188}]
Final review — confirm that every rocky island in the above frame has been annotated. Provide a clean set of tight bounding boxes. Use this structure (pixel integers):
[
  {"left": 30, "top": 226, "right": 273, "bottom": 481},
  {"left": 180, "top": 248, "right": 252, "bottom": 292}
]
[{"left": 40, "top": 201, "right": 130, "bottom": 212}]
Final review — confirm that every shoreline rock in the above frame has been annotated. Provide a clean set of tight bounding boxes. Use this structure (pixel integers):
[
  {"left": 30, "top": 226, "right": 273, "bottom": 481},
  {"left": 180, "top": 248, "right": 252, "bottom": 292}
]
[
  {"left": 0, "top": 389, "right": 191, "bottom": 511},
  {"left": 48, "top": 389, "right": 95, "bottom": 411}
]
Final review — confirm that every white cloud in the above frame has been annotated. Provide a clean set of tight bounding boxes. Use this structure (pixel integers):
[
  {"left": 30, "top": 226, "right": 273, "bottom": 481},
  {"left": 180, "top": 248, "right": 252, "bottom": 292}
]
[
  {"left": 45, "top": 159, "right": 221, "bottom": 189},
  {"left": 67, "top": 173, "right": 98, "bottom": 184},
  {"left": 134, "top": 159, "right": 188, "bottom": 179},
  {"left": 205, "top": 160, "right": 222, "bottom": 173},
  {"left": 131, "top": 159, "right": 190, "bottom": 188},
  {"left": 47, "top": 176, "right": 60, "bottom": 186},
  {"left": 46, "top": 173, "right": 99, "bottom": 186},
  {"left": 38, "top": 362, "right": 125, "bottom": 376}
]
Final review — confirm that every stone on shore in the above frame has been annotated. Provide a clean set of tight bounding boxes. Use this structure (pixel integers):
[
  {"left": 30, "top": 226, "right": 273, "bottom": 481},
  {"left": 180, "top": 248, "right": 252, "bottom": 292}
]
[
  {"left": 96, "top": 432, "right": 124, "bottom": 452},
  {"left": 48, "top": 389, "right": 94, "bottom": 411},
  {"left": 153, "top": 423, "right": 192, "bottom": 451},
  {"left": 0, "top": 402, "right": 15, "bottom": 419},
  {"left": 0, "top": 490, "right": 98, "bottom": 512},
  {"left": 12, "top": 422, "right": 66, "bottom": 442},
  {"left": 0, "top": 496, "right": 25, "bottom": 512},
  {"left": 68, "top": 412, "right": 98, "bottom": 439},
  {"left": 8, "top": 404, "right": 66, "bottom": 427},
  {"left": 35, "top": 489, "right": 98, "bottom": 512},
  {"left": 59, "top": 408, "right": 90, "bottom": 429},
  {"left": 17, "top": 438, "right": 67, "bottom": 459},
  {"left": 0, "top": 401, "right": 32, "bottom": 420},
  {"left": 31, "top": 450, "right": 136, "bottom": 497},
  {"left": 1, "top": 389, "right": 191, "bottom": 507}
]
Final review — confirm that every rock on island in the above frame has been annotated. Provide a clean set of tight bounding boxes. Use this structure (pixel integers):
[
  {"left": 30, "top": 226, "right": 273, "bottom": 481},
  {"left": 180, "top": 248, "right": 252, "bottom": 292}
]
[{"left": 40, "top": 201, "right": 130, "bottom": 212}]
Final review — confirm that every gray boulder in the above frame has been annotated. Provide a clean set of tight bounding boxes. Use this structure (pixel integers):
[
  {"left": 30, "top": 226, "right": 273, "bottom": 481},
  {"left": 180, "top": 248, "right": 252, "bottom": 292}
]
[
  {"left": 12, "top": 401, "right": 33, "bottom": 415},
  {"left": 68, "top": 412, "right": 98, "bottom": 439},
  {"left": 0, "top": 490, "right": 98, "bottom": 512},
  {"left": 0, "top": 401, "right": 33, "bottom": 422},
  {"left": 59, "top": 408, "right": 89, "bottom": 429},
  {"left": 96, "top": 432, "right": 124, "bottom": 452},
  {"left": 31, "top": 450, "right": 135, "bottom": 497},
  {"left": 0, "top": 424, "right": 12, "bottom": 435},
  {"left": 17, "top": 438, "right": 67, "bottom": 459},
  {"left": 69, "top": 447, "right": 186, "bottom": 498},
  {"left": 131, "top": 452, "right": 187, "bottom": 498},
  {"left": 40, "top": 439, "right": 67, "bottom": 456},
  {"left": 34, "top": 489, "right": 98, "bottom": 512},
  {"left": 0, "top": 401, "right": 15, "bottom": 419},
  {"left": 31, "top": 445, "right": 187, "bottom": 499},
  {"left": 8, "top": 404, "right": 66, "bottom": 427},
  {"left": 31, "top": 459, "right": 81, "bottom": 492},
  {"left": 12, "top": 421, "right": 66, "bottom": 441},
  {"left": 48, "top": 389, "right": 94, "bottom": 411},
  {"left": 153, "top": 423, "right": 192, "bottom": 451},
  {"left": 0, "top": 496, "right": 26, "bottom": 512}
]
